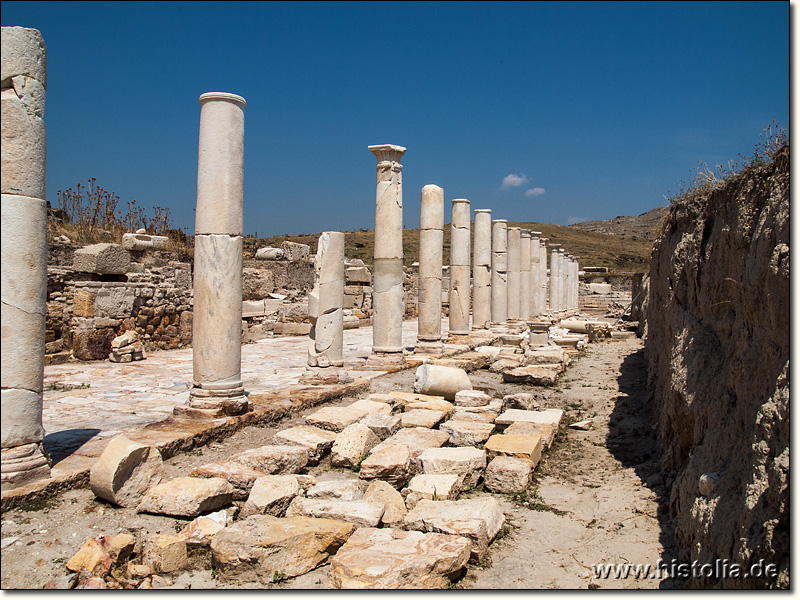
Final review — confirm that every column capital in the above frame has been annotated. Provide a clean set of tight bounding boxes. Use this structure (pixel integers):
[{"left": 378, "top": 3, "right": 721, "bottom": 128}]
[
  {"left": 452, "top": 198, "right": 470, "bottom": 205},
  {"left": 474, "top": 208, "right": 492, "bottom": 214},
  {"left": 199, "top": 92, "right": 246, "bottom": 107},
  {"left": 369, "top": 144, "right": 406, "bottom": 164}
]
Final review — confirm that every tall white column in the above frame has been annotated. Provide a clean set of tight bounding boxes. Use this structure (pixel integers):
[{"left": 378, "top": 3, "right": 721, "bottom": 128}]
[
  {"left": 490, "top": 220, "right": 508, "bottom": 327},
  {"left": 538, "top": 237, "right": 548, "bottom": 316},
  {"left": 417, "top": 185, "right": 444, "bottom": 349},
  {"left": 472, "top": 209, "right": 492, "bottom": 330},
  {"left": 448, "top": 199, "right": 471, "bottom": 336},
  {"left": 560, "top": 249, "right": 569, "bottom": 314},
  {"left": 519, "top": 231, "right": 531, "bottom": 322},
  {"left": 506, "top": 227, "right": 521, "bottom": 322},
  {"left": 549, "top": 244, "right": 561, "bottom": 316},
  {"left": 368, "top": 144, "right": 406, "bottom": 364},
  {"left": 529, "top": 231, "right": 541, "bottom": 318},
  {"left": 1, "top": 27, "right": 51, "bottom": 484},
  {"left": 307, "top": 231, "right": 345, "bottom": 368},
  {"left": 178, "top": 92, "right": 249, "bottom": 418}
]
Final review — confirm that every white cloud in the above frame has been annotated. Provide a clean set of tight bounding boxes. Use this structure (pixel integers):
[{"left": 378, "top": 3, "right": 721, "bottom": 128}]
[
  {"left": 501, "top": 173, "right": 528, "bottom": 189},
  {"left": 526, "top": 187, "right": 546, "bottom": 197},
  {"left": 567, "top": 216, "right": 586, "bottom": 225}
]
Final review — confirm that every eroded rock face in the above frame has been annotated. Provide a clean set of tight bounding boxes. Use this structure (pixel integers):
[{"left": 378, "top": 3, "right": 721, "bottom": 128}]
[{"left": 646, "top": 146, "right": 789, "bottom": 588}]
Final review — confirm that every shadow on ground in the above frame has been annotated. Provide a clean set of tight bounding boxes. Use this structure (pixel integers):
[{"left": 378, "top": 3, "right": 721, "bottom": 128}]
[{"left": 44, "top": 429, "right": 101, "bottom": 465}]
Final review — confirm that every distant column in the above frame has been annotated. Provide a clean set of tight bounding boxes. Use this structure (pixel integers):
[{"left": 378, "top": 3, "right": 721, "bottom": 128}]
[
  {"left": 506, "top": 227, "right": 521, "bottom": 322},
  {"left": 448, "top": 199, "right": 471, "bottom": 336},
  {"left": 549, "top": 244, "right": 561, "bottom": 315},
  {"left": 178, "top": 92, "right": 249, "bottom": 418},
  {"left": 416, "top": 185, "right": 444, "bottom": 349},
  {"left": 559, "top": 248, "right": 568, "bottom": 314},
  {"left": 307, "top": 231, "right": 345, "bottom": 368},
  {"left": 1, "top": 26, "right": 51, "bottom": 484},
  {"left": 519, "top": 231, "right": 531, "bottom": 322},
  {"left": 539, "top": 238, "right": 549, "bottom": 314},
  {"left": 368, "top": 144, "right": 406, "bottom": 363},
  {"left": 529, "top": 232, "right": 541, "bottom": 318},
  {"left": 490, "top": 220, "right": 508, "bottom": 327},
  {"left": 472, "top": 209, "right": 492, "bottom": 330}
]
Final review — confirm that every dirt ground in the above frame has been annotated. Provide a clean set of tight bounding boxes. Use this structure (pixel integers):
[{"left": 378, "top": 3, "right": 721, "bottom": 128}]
[{"left": 0, "top": 335, "right": 679, "bottom": 590}]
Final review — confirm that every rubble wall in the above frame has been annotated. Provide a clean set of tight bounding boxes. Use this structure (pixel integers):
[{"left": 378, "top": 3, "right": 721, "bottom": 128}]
[{"left": 645, "top": 146, "right": 789, "bottom": 588}]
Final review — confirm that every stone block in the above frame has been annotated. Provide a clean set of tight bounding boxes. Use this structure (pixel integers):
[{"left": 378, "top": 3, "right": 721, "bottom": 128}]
[
  {"left": 142, "top": 533, "right": 189, "bottom": 573},
  {"left": 178, "top": 510, "right": 230, "bottom": 546},
  {"left": 505, "top": 421, "right": 557, "bottom": 448},
  {"left": 136, "top": 476, "right": 234, "bottom": 517},
  {"left": 273, "top": 426, "right": 336, "bottom": 465},
  {"left": 189, "top": 461, "right": 272, "bottom": 500},
  {"left": 73, "top": 289, "right": 95, "bottom": 317},
  {"left": 502, "top": 392, "right": 541, "bottom": 411},
  {"left": 484, "top": 456, "right": 534, "bottom": 494},
  {"left": 345, "top": 266, "right": 371, "bottom": 284},
  {"left": 404, "top": 474, "right": 461, "bottom": 509},
  {"left": 273, "top": 321, "right": 311, "bottom": 335},
  {"left": 305, "top": 406, "right": 368, "bottom": 432},
  {"left": 367, "top": 393, "right": 402, "bottom": 410},
  {"left": 403, "top": 497, "right": 505, "bottom": 560},
  {"left": 239, "top": 475, "right": 301, "bottom": 519},
  {"left": 210, "top": 515, "right": 355, "bottom": 583},
  {"left": 89, "top": 434, "right": 163, "bottom": 507},
  {"left": 329, "top": 528, "right": 472, "bottom": 589},
  {"left": 388, "top": 391, "right": 445, "bottom": 408},
  {"left": 358, "top": 444, "right": 413, "bottom": 487},
  {"left": 331, "top": 423, "right": 380, "bottom": 468},
  {"left": 348, "top": 398, "right": 393, "bottom": 415},
  {"left": 359, "top": 412, "right": 402, "bottom": 440},
  {"left": 495, "top": 408, "right": 564, "bottom": 430},
  {"left": 439, "top": 420, "right": 495, "bottom": 447},
  {"left": 286, "top": 496, "right": 384, "bottom": 528},
  {"left": 454, "top": 389, "right": 492, "bottom": 407},
  {"left": 483, "top": 434, "right": 543, "bottom": 464},
  {"left": 363, "top": 480, "right": 407, "bottom": 526},
  {"left": 72, "top": 243, "right": 131, "bottom": 274},
  {"left": 404, "top": 397, "right": 456, "bottom": 416},
  {"left": 401, "top": 408, "right": 447, "bottom": 429},
  {"left": 370, "top": 427, "right": 450, "bottom": 460},
  {"left": 281, "top": 240, "right": 310, "bottom": 261},
  {"left": 306, "top": 478, "right": 365, "bottom": 502},
  {"left": 450, "top": 410, "right": 496, "bottom": 424},
  {"left": 71, "top": 327, "right": 115, "bottom": 360},
  {"left": 417, "top": 447, "right": 486, "bottom": 489}
]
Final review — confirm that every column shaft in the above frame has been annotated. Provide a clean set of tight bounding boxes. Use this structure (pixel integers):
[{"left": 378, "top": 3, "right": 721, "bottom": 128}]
[
  {"left": 448, "top": 199, "right": 471, "bottom": 335},
  {"left": 529, "top": 232, "right": 541, "bottom": 318},
  {"left": 417, "top": 185, "right": 444, "bottom": 343},
  {"left": 490, "top": 220, "right": 508, "bottom": 326},
  {"left": 472, "top": 209, "right": 492, "bottom": 329},
  {"left": 506, "top": 227, "right": 521, "bottom": 321},
  {"left": 549, "top": 245, "right": 561, "bottom": 314},
  {"left": 539, "top": 239, "right": 548, "bottom": 314},
  {"left": 519, "top": 231, "right": 531, "bottom": 321},
  {"left": 308, "top": 231, "right": 345, "bottom": 367}
]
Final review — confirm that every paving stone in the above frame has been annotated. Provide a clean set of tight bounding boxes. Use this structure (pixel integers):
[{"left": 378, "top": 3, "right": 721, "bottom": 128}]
[
  {"left": 240, "top": 475, "right": 301, "bottom": 518},
  {"left": 495, "top": 408, "right": 564, "bottom": 430},
  {"left": 388, "top": 391, "right": 446, "bottom": 408},
  {"left": 525, "top": 345, "right": 570, "bottom": 366},
  {"left": 504, "top": 421, "right": 557, "bottom": 448},
  {"left": 502, "top": 364, "right": 562, "bottom": 385},
  {"left": 305, "top": 406, "right": 369, "bottom": 432},
  {"left": 359, "top": 413, "right": 402, "bottom": 440},
  {"left": 365, "top": 393, "right": 402, "bottom": 410},
  {"left": 286, "top": 496, "right": 384, "bottom": 528},
  {"left": 210, "top": 515, "right": 355, "bottom": 583},
  {"left": 484, "top": 456, "right": 534, "bottom": 494},
  {"left": 329, "top": 527, "right": 472, "bottom": 589},
  {"left": 273, "top": 426, "right": 337, "bottom": 465},
  {"left": 142, "top": 533, "right": 189, "bottom": 573},
  {"left": 439, "top": 420, "right": 496, "bottom": 446},
  {"left": 483, "top": 433, "right": 543, "bottom": 464},
  {"left": 306, "top": 479, "right": 365, "bottom": 502},
  {"left": 347, "top": 399, "right": 393, "bottom": 415},
  {"left": 358, "top": 444, "right": 413, "bottom": 488},
  {"left": 370, "top": 427, "right": 451, "bottom": 461},
  {"left": 401, "top": 408, "right": 447, "bottom": 429},
  {"left": 450, "top": 410, "right": 496, "bottom": 424},
  {"left": 227, "top": 444, "right": 310, "bottom": 475},
  {"left": 189, "top": 461, "right": 272, "bottom": 500},
  {"left": 89, "top": 434, "right": 163, "bottom": 508},
  {"left": 137, "top": 476, "right": 234, "bottom": 517},
  {"left": 454, "top": 390, "right": 492, "bottom": 407},
  {"left": 404, "top": 474, "right": 461, "bottom": 509},
  {"left": 331, "top": 423, "right": 380, "bottom": 468},
  {"left": 404, "top": 397, "right": 456, "bottom": 417},
  {"left": 403, "top": 497, "right": 505, "bottom": 560},
  {"left": 177, "top": 509, "right": 230, "bottom": 546},
  {"left": 363, "top": 480, "right": 407, "bottom": 526},
  {"left": 457, "top": 398, "right": 504, "bottom": 415},
  {"left": 417, "top": 447, "right": 486, "bottom": 489}
]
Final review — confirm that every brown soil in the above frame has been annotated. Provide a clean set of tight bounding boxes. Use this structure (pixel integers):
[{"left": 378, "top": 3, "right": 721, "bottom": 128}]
[{"left": 0, "top": 336, "right": 677, "bottom": 590}]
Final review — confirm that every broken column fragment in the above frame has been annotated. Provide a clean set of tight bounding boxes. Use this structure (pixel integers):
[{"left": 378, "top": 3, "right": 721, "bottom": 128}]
[{"left": 307, "top": 231, "right": 345, "bottom": 369}]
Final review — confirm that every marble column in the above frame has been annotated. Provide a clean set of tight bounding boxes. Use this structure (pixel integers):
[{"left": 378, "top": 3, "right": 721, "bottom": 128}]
[
  {"left": 519, "top": 231, "right": 531, "bottom": 322},
  {"left": 506, "top": 227, "right": 521, "bottom": 322},
  {"left": 490, "top": 220, "right": 508, "bottom": 327},
  {"left": 307, "top": 231, "right": 345, "bottom": 368},
  {"left": 539, "top": 238, "right": 549, "bottom": 314},
  {"left": 1, "top": 27, "right": 51, "bottom": 485},
  {"left": 529, "top": 231, "right": 541, "bottom": 318},
  {"left": 448, "top": 199, "right": 471, "bottom": 337},
  {"left": 177, "top": 92, "right": 249, "bottom": 418},
  {"left": 549, "top": 244, "right": 561, "bottom": 316},
  {"left": 367, "top": 144, "right": 406, "bottom": 365},
  {"left": 559, "top": 249, "right": 568, "bottom": 314},
  {"left": 416, "top": 185, "right": 444, "bottom": 352},
  {"left": 472, "top": 209, "right": 492, "bottom": 330}
]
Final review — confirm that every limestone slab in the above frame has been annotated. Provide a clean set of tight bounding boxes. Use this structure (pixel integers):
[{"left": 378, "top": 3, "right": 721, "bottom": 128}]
[
  {"left": 400, "top": 408, "right": 446, "bottom": 429},
  {"left": 439, "top": 420, "right": 495, "bottom": 447},
  {"left": 189, "top": 460, "right": 270, "bottom": 499},
  {"left": 240, "top": 475, "right": 300, "bottom": 518},
  {"left": 178, "top": 510, "right": 230, "bottom": 546},
  {"left": 417, "top": 447, "right": 486, "bottom": 489},
  {"left": 370, "top": 427, "right": 450, "bottom": 460},
  {"left": 137, "top": 476, "right": 234, "bottom": 518},
  {"left": 228, "top": 444, "right": 310, "bottom": 474},
  {"left": 363, "top": 479, "right": 407, "bottom": 526},
  {"left": 505, "top": 421, "right": 558, "bottom": 448},
  {"left": 331, "top": 422, "right": 380, "bottom": 468},
  {"left": 305, "top": 405, "right": 369, "bottom": 432},
  {"left": 484, "top": 456, "right": 534, "bottom": 494},
  {"left": 483, "top": 434, "right": 543, "bottom": 464},
  {"left": 358, "top": 444, "right": 413, "bottom": 487},
  {"left": 454, "top": 389, "right": 492, "bottom": 407},
  {"left": 495, "top": 408, "right": 564, "bottom": 430},
  {"left": 273, "top": 426, "right": 337, "bottom": 465},
  {"left": 286, "top": 496, "right": 384, "bottom": 528},
  {"left": 388, "top": 391, "right": 445, "bottom": 407},
  {"left": 404, "top": 473, "right": 461, "bottom": 508},
  {"left": 306, "top": 479, "right": 365, "bottom": 502},
  {"left": 359, "top": 412, "right": 402, "bottom": 440},
  {"left": 329, "top": 527, "right": 472, "bottom": 589},
  {"left": 450, "top": 410, "right": 496, "bottom": 424},
  {"left": 404, "top": 397, "right": 456, "bottom": 416}
]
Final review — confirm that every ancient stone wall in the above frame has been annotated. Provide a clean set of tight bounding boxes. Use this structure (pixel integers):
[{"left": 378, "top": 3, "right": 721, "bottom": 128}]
[{"left": 645, "top": 146, "right": 789, "bottom": 588}]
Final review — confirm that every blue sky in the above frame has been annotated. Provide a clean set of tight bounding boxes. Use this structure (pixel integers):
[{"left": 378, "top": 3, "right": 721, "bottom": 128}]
[{"left": 2, "top": 1, "right": 789, "bottom": 236}]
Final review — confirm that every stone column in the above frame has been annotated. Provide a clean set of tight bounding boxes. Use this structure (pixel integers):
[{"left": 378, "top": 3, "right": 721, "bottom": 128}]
[
  {"left": 490, "top": 220, "right": 508, "bottom": 328},
  {"left": 472, "top": 209, "right": 492, "bottom": 330},
  {"left": 367, "top": 144, "right": 406, "bottom": 366},
  {"left": 416, "top": 185, "right": 444, "bottom": 352},
  {"left": 549, "top": 244, "right": 561, "bottom": 316},
  {"left": 506, "top": 227, "right": 521, "bottom": 323},
  {"left": 559, "top": 248, "right": 568, "bottom": 314},
  {"left": 539, "top": 238, "right": 549, "bottom": 315},
  {"left": 177, "top": 92, "right": 249, "bottom": 418},
  {"left": 519, "top": 231, "right": 531, "bottom": 322},
  {"left": 307, "top": 231, "right": 345, "bottom": 369},
  {"left": 529, "top": 231, "right": 541, "bottom": 318},
  {"left": 448, "top": 199, "right": 471, "bottom": 337},
  {"left": 1, "top": 27, "right": 50, "bottom": 485}
]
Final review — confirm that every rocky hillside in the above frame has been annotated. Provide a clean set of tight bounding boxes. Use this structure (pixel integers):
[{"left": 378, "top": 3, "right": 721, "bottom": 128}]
[
  {"left": 645, "top": 146, "right": 789, "bottom": 588},
  {"left": 568, "top": 206, "right": 668, "bottom": 240}
]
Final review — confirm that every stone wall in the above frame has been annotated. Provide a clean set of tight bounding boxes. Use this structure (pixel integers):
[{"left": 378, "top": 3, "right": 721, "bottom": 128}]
[{"left": 645, "top": 146, "right": 789, "bottom": 588}]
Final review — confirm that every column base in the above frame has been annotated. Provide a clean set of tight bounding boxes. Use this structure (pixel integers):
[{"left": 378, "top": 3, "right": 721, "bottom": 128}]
[
  {"left": 467, "top": 329, "right": 495, "bottom": 346},
  {"left": 174, "top": 391, "right": 251, "bottom": 419},
  {"left": 1, "top": 442, "right": 50, "bottom": 487},
  {"left": 444, "top": 334, "right": 472, "bottom": 345},
  {"left": 298, "top": 367, "right": 353, "bottom": 386},
  {"left": 413, "top": 341, "right": 446, "bottom": 355},
  {"left": 361, "top": 351, "right": 407, "bottom": 371}
]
